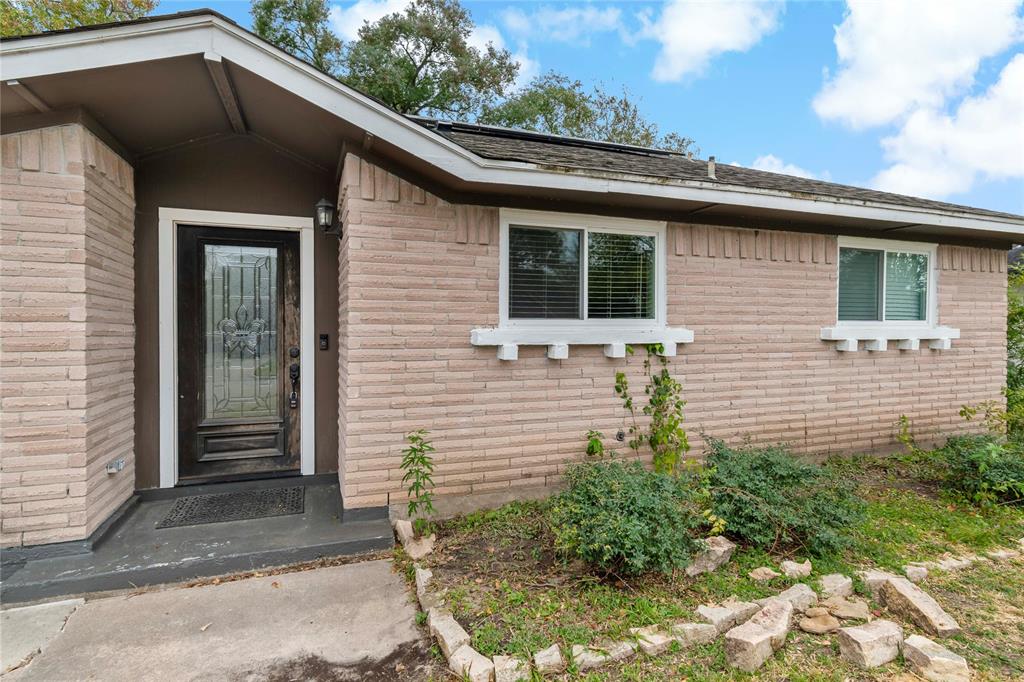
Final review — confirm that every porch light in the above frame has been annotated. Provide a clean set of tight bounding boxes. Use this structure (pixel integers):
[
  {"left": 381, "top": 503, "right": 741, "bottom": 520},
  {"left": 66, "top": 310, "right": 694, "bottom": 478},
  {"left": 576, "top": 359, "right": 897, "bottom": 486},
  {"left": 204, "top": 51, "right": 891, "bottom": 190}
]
[{"left": 315, "top": 198, "right": 338, "bottom": 235}]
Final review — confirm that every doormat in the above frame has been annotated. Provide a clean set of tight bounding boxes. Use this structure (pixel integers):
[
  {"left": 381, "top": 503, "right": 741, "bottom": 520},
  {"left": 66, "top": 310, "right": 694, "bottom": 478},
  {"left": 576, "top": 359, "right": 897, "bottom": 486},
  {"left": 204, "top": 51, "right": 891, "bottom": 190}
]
[{"left": 156, "top": 487, "right": 305, "bottom": 529}]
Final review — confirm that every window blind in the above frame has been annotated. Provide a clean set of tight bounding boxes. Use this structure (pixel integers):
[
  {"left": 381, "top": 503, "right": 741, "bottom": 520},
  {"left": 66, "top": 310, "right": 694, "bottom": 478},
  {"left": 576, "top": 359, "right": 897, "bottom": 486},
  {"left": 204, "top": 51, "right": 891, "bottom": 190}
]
[
  {"left": 587, "top": 232, "right": 655, "bottom": 319},
  {"left": 838, "top": 248, "right": 882, "bottom": 321},
  {"left": 508, "top": 226, "right": 581, "bottom": 319},
  {"left": 884, "top": 252, "right": 927, "bottom": 321}
]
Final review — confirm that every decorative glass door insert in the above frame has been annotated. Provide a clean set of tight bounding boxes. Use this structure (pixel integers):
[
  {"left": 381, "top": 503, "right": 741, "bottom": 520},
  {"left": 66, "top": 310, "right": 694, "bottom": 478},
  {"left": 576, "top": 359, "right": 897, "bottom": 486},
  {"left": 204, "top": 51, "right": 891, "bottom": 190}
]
[{"left": 204, "top": 244, "right": 279, "bottom": 421}]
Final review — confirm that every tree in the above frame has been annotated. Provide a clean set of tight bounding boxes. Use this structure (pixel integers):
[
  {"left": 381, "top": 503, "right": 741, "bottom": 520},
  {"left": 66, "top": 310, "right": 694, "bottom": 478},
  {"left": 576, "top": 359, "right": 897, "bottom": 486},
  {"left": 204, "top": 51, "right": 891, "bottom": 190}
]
[
  {"left": 251, "top": 0, "right": 342, "bottom": 76},
  {"left": 339, "top": 0, "right": 518, "bottom": 119},
  {"left": 248, "top": 0, "right": 696, "bottom": 152},
  {"left": 480, "top": 71, "right": 695, "bottom": 154},
  {"left": 1, "top": 0, "right": 156, "bottom": 37}
]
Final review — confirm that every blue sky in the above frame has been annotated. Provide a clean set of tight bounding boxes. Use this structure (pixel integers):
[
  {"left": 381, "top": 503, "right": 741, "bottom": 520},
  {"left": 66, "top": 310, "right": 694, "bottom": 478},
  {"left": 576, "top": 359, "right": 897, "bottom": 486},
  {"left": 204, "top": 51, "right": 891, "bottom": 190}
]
[{"left": 161, "top": 0, "right": 1024, "bottom": 215}]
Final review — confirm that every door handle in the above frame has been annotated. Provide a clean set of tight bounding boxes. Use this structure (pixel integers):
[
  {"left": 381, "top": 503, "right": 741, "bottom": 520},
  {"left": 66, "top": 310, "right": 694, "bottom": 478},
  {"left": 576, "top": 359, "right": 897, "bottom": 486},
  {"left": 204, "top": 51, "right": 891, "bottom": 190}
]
[{"left": 289, "top": 362, "right": 299, "bottom": 408}]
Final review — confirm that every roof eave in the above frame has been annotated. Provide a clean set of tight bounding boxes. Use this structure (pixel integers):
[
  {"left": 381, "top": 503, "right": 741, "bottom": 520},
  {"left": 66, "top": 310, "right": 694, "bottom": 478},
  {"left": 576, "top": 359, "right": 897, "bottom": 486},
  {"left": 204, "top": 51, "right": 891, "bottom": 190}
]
[{"left": 3, "top": 12, "right": 1021, "bottom": 240}]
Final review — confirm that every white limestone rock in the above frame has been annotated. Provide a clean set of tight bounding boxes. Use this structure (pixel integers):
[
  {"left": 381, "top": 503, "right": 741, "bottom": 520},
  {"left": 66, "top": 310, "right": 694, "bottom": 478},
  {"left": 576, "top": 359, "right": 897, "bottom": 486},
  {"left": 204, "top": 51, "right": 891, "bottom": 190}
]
[
  {"left": 822, "top": 594, "right": 872, "bottom": 621},
  {"left": 857, "top": 569, "right": 898, "bottom": 598},
  {"left": 818, "top": 573, "right": 853, "bottom": 599},
  {"left": 493, "top": 655, "right": 529, "bottom": 682},
  {"left": 697, "top": 598, "right": 761, "bottom": 633},
  {"left": 668, "top": 622, "right": 719, "bottom": 648},
  {"left": 414, "top": 565, "right": 443, "bottom": 611},
  {"left": 986, "top": 548, "right": 1020, "bottom": 561},
  {"left": 448, "top": 645, "right": 495, "bottom": 682},
  {"left": 685, "top": 536, "right": 737, "bottom": 577},
  {"left": 757, "top": 583, "right": 817, "bottom": 613},
  {"left": 933, "top": 556, "right": 974, "bottom": 572},
  {"left": 393, "top": 518, "right": 435, "bottom": 560},
  {"left": 904, "top": 564, "right": 929, "bottom": 583},
  {"left": 570, "top": 641, "right": 636, "bottom": 671},
  {"left": 780, "top": 559, "right": 812, "bottom": 578},
  {"left": 428, "top": 609, "right": 470, "bottom": 658},
  {"left": 532, "top": 644, "right": 565, "bottom": 674},
  {"left": 749, "top": 566, "right": 781, "bottom": 582},
  {"left": 879, "top": 577, "right": 961, "bottom": 638},
  {"left": 904, "top": 634, "right": 971, "bottom": 682},
  {"left": 724, "top": 598, "right": 793, "bottom": 673},
  {"left": 629, "top": 625, "right": 674, "bottom": 656},
  {"left": 837, "top": 620, "right": 904, "bottom": 669},
  {"left": 798, "top": 607, "right": 840, "bottom": 634}
]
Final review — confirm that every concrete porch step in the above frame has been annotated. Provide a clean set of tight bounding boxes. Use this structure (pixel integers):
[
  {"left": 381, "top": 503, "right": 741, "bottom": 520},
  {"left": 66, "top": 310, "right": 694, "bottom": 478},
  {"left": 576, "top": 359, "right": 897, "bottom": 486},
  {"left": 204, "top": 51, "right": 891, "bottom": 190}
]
[{"left": 1, "top": 481, "right": 393, "bottom": 604}]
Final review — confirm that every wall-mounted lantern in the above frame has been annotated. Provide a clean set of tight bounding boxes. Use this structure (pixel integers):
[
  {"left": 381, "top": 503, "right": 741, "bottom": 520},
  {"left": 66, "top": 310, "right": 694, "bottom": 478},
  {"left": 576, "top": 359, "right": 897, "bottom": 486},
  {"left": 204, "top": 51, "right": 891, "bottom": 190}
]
[{"left": 315, "top": 197, "right": 340, "bottom": 236}]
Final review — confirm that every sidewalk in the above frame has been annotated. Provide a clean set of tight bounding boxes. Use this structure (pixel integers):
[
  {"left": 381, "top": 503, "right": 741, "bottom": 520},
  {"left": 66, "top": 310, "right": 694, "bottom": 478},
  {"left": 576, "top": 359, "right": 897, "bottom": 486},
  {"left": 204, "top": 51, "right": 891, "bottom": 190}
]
[{"left": 1, "top": 560, "right": 435, "bottom": 681}]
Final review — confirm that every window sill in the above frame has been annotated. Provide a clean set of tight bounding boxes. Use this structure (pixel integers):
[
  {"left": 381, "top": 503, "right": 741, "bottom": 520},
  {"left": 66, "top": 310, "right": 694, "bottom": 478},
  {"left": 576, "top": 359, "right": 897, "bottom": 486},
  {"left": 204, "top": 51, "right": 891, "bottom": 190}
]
[
  {"left": 470, "top": 326, "right": 695, "bottom": 361},
  {"left": 820, "top": 324, "right": 960, "bottom": 352}
]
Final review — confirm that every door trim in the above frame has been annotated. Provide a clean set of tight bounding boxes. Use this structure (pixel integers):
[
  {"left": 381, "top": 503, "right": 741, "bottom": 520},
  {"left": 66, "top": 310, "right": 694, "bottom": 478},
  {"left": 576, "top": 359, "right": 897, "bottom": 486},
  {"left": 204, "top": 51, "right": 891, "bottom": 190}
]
[{"left": 158, "top": 208, "right": 316, "bottom": 488}]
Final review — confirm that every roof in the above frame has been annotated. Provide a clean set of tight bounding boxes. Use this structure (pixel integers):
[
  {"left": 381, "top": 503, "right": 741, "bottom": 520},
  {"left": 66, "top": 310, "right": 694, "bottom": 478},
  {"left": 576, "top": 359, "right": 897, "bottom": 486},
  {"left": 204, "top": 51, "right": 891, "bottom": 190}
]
[
  {"left": 2, "top": 9, "right": 1021, "bottom": 242},
  {"left": 414, "top": 118, "right": 1022, "bottom": 222}
]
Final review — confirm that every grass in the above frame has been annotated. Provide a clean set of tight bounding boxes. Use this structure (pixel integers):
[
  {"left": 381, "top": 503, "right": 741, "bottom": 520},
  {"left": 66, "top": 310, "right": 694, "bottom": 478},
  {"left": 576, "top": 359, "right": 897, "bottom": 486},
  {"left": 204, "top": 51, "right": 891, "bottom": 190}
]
[{"left": 401, "top": 454, "right": 1024, "bottom": 680}]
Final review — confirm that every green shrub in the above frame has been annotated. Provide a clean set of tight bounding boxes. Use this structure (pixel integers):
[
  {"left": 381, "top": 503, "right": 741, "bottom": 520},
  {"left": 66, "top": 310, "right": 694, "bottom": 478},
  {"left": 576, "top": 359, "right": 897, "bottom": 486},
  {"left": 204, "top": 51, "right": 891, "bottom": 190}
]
[
  {"left": 706, "top": 439, "right": 864, "bottom": 555},
  {"left": 548, "top": 461, "right": 702, "bottom": 576},
  {"left": 939, "top": 434, "right": 1024, "bottom": 507}
]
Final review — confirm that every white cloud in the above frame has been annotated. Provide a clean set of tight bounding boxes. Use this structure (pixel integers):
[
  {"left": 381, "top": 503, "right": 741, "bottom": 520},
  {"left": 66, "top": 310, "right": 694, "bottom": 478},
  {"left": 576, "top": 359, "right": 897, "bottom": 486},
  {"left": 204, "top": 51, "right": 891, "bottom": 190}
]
[
  {"left": 813, "top": 0, "right": 1023, "bottom": 129},
  {"left": 466, "top": 24, "right": 539, "bottom": 90},
  {"left": 639, "top": 0, "right": 783, "bottom": 82},
  {"left": 501, "top": 5, "right": 624, "bottom": 46},
  {"left": 737, "top": 154, "right": 825, "bottom": 180},
  {"left": 871, "top": 53, "right": 1024, "bottom": 199},
  {"left": 329, "top": 0, "right": 408, "bottom": 42}
]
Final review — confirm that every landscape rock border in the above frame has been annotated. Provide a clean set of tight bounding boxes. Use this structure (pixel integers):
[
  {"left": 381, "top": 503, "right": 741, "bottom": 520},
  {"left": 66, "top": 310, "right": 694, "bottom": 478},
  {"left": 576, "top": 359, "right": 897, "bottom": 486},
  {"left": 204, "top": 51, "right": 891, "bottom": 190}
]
[{"left": 405, "top": 537, "right": 1020, "bottom": 679}]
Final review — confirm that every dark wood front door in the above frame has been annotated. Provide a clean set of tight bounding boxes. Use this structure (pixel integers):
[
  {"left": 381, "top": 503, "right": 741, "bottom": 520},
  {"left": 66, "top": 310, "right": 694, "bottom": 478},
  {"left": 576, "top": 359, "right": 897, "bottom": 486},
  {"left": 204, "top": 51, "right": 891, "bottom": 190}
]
[{"left": 177, "top": 226, "right": 301, "bottom": 483}]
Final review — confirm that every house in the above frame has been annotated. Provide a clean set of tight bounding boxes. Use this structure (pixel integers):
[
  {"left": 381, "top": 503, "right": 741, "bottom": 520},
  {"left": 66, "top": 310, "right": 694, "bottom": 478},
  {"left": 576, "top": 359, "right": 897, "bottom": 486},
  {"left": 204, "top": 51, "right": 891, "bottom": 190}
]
[{"left": 1, "top": 10, "right": 1021, "bottom": 555}]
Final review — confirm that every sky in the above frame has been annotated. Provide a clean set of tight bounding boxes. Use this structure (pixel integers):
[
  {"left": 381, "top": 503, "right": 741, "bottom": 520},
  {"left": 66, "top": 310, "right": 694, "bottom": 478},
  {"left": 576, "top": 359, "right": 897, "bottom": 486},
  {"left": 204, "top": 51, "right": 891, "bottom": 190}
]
[{"left": 159, "top": 0, "right": 1024, "bottom": 215}]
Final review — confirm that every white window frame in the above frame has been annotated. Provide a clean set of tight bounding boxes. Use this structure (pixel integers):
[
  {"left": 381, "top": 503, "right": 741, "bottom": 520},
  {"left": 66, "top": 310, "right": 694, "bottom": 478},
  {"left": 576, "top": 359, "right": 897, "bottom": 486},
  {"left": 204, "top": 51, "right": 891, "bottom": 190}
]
[
  {"left": 822, "top": 236, "right": 958, "bottom": 351},
  {"left": 472, "top": 208, "right": 693, "bottom": 360},
  {"left": 500, "top": 209, "right": 666, "bottom": 330}
]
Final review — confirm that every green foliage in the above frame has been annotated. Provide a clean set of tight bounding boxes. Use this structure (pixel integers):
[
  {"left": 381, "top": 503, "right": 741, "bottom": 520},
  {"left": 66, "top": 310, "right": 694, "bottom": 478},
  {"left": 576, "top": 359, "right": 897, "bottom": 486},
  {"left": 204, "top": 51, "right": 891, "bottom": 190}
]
[
  {"left": 251, "top": 0, "right": 342, "bottom": 75},
  {"left": 705, "top": 439, "right": 865, "bottom": 555},
  {"left": 1, "top": 0, "right": 156, "bottom": 37},
  {"left": 938, "top": 434, "right": 1024, "bottom": 508},
  {"left": 584, "top": 429, "right": 606, "bottom": 458},
  {"left": 548, "top": 460, "right": 703, "bottom": 576},
  {"left": 479, "top": 71, "right": 696, "bottom": 153},
  {"left": 339, "top": 0, "right": 518, "bottom": 118},
  {"left": 613, "top": 345, "right": 690, "bottom": 475},
  {"left": 895, "top": 414, "right": 920, "bottom": 455},
  {"left": 400, "top": 429, "right": 436, "bottom": 536}
]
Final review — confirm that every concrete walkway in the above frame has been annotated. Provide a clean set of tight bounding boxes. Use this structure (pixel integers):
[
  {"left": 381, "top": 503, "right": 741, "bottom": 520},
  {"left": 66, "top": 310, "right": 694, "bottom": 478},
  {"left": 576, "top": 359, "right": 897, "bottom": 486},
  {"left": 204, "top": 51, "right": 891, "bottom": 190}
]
[{"left": 2, "top": 560, "right": 433, "bottom": 681}]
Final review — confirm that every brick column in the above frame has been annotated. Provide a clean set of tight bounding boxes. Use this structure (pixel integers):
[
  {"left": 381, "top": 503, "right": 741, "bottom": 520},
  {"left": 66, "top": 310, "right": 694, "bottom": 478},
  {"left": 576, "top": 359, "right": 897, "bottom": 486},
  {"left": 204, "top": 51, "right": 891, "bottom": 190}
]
[{"left": 1, "top": 124, "right": 135, "bottom": 547}]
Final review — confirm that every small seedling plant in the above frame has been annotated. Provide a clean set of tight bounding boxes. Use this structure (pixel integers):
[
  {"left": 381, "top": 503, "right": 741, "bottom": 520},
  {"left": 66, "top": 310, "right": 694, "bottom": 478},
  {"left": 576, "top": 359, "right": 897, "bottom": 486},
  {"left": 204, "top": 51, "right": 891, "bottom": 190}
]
[
  {"left": 613, "top": 344, "right": 691, "bottom": 475},
  {"left": 401, "top": 429, "right": 436, "bottom": 537}
]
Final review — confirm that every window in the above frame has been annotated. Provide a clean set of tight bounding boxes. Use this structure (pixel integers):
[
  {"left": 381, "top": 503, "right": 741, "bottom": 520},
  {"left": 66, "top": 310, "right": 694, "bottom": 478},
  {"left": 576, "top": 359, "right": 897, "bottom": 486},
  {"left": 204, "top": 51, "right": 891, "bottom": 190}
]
[
  {"left": 504, "top": 213, "right": 662, "bottom": 326},
  {"left": 472, "top": 209, "right": 693, "bottom": 361},
  {"left": 838, "top": 241, "right": 932, "bottom": 323}
]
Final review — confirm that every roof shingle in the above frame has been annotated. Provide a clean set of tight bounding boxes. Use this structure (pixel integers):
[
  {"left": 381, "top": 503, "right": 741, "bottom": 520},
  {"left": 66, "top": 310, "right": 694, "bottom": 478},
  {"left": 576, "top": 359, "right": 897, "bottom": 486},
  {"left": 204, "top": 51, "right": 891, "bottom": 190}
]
[{"left": 414, "top": 118, "right": 1022, "bottom": 222}]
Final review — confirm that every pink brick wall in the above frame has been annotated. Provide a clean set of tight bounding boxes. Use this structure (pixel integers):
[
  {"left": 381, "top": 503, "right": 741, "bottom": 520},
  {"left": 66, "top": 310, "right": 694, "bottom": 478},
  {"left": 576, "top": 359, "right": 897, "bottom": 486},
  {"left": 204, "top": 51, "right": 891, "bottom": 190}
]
[
  {"left": 337, "top": 154, "right": 1006, "bottom": 510},
  {"left": 1, "top": 124, "right": 135, "bottom": 546}
]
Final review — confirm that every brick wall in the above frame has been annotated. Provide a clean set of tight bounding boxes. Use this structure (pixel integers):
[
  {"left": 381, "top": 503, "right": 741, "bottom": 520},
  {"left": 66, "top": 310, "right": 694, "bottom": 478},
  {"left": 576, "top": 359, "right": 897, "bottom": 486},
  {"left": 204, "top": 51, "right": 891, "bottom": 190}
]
[
  {"left": 336, "top": 154, "right": 1006, "bottom": 510},
  {"left": 1, "top": 124, "right": 135, "bottom": 546}
]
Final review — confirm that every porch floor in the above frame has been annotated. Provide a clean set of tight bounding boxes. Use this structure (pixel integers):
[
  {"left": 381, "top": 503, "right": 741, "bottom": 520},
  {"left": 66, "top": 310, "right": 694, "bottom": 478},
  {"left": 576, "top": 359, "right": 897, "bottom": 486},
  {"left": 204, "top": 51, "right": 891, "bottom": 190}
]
[{"left": 1, "top": 478, "right": 393, "bottom": 604}]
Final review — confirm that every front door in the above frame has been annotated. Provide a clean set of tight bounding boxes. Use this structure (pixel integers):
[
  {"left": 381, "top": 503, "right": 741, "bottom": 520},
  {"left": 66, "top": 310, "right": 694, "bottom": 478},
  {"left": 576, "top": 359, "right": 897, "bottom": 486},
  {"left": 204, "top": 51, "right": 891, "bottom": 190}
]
[{"left": 177, "top": 226, "right": 301, "bottom": 483}]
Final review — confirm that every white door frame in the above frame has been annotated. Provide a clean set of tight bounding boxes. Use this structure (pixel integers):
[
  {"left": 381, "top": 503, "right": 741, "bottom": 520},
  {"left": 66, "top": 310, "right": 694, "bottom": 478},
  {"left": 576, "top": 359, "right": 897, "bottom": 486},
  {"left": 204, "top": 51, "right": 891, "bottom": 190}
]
[{"left": 158, "top": 207, "right": 316, "bottom": 488}]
